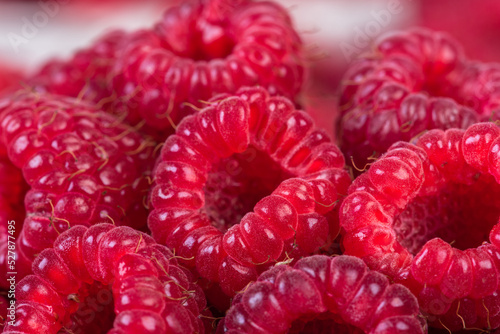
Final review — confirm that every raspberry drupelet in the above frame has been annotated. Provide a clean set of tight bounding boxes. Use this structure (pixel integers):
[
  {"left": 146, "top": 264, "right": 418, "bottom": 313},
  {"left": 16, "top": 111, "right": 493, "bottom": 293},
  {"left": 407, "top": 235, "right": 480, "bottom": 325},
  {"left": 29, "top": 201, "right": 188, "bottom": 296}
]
[
  {"left": 148, "top": 86, "right": 351, "bottom": 297},
  {"left": 111, "top": 0, "right": 304, "bottom": 131},
  {"left": 0, "top": 92, "right": 155, "bottom": 282},
  {"left": 339, "top": 122, "right": 500, "bottom": 331},
  {"left": 2, "top": 224, "right": 210, "bottom": 334},
  {"left": 218, "top": 255, "right": 427, "bottom": 334},
  {"left": 338, "top": 28, "right": 479, "bottom": 169}
]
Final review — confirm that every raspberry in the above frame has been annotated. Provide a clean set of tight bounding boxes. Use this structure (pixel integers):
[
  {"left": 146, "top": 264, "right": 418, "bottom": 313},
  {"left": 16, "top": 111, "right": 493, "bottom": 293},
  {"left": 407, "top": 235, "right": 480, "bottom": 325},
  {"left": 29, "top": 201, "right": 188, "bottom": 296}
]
[
  {"left": 148, "top": 86, "right": 351, "bottom": 297},
  {"left": 2, "top": 224, "right": 209, "bottom": 334},
  {"left": 30, "top": 30, "right": 126, "bottom": 105},
  {"left": 111, "top": 0, "right": 304, "bottom": 131},
  {"left": 447, "top": 62, "right": 500, "bottom": 122},
  {"left": 339, "top": 122, "right": 500, "bottom": 331},
  {"left": 419, "top": 0, "right": 500, "bottom": 62},
  {"left": 0, "top": 92, "right": 155, "bottom": 283},
  {"left": 338, "top": 28, "right": 479, "bottom": 169},
  {"left": 218, "top": 255, "right": 426, "bottom": 334}
]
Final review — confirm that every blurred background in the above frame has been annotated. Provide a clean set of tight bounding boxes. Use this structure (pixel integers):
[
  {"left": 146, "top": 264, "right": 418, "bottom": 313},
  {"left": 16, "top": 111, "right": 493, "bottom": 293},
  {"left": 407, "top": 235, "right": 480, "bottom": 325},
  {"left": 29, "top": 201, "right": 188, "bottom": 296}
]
[{"left": 2, "top": 0, "right": 500, "bottom": 76}]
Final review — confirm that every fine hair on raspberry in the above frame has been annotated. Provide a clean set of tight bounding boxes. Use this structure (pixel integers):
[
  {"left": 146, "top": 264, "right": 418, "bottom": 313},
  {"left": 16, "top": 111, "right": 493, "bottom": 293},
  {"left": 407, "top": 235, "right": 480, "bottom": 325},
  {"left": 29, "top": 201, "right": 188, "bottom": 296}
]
[
  {"left": 338, "top": 28, "right": 480, "bottom": 169},
  {"left": 2, "top": 224, "right": 210, "bottom": 334},
  {"left": 0, "top": 92, "right": 156, "bottom": 282},
  {"left": 111, "top": 0, "right": 305, "bottom": 131},
  {"left": 219, "top": 255, "right": 427, "bottom": 334},
  {"left": 148, "top": 86, "right": 351, "bottom": 297},
  {"left": 340, "top": 122, "right": 500, "bottom": 331}
]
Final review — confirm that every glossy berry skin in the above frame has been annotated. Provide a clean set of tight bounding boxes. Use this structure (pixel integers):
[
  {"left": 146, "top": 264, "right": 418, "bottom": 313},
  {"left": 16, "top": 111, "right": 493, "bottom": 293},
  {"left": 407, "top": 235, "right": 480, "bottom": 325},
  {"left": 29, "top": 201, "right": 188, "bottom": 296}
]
[
  {"left": 219, "top": 255, "right": 426, "bottom": 334},
  {"left": 148, "top": 86, "right": 351, "bottom": 297},
  {"left": 2, "top": 224, "right": 209, "bottom": 334},
  {"left": 340, "top": 123, "right": 500, "bottom": 331},
  {"left": 112, "top": 0, "right": 304, "bottom": 131},
  {"left": 0, "top": 92, "right": 155, "bottom": 283},
  {"left": 338, "top": 28, "right": 478, "bottom": 168}
]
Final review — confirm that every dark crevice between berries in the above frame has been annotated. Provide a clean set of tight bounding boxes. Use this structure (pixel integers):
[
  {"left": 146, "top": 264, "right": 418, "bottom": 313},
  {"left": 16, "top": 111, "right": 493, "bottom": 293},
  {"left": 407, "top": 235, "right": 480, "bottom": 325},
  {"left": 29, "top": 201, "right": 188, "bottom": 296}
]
[
  {"left": 60, "top": 282, "right": 114, "bottom": 334},
  {"left": 160, "top": 16, "right": 235, "bottom": 61},
  {"left": 289, "top": 315, "right": 363, "bottom": 334},
  {"left": 393, "top": 175, "right": 500, "bottom": 255},
  {"left": 203, "top": 145, "right": 293, "bottom": 232}
]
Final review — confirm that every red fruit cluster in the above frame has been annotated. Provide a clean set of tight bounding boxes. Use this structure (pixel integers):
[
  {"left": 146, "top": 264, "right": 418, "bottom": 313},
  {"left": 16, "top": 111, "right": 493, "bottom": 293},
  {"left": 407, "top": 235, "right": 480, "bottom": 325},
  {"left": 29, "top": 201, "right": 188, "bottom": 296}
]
[
  {"left": 338, "top": 28, "right": 479, "bottom": 168},
  {"left": 448, "top": 62, "right": 500, "bottom": 122},
  {"left": 3, "top": 0, "right": 500, "bottom": 332},
  {"left": 0, "top": 92, "right": 155, "bottom": 282},
  {"left": 219, "top": 255, "right": 426, "bottom": 334},
  {"left": 340, "top": 122, "right": 500, "bottom": 330},
  {"left": 2, "top": 224, "right": 210, "bottom": 334},
  {"left": 112, "top": 0, "right": 304, "bottom": 131},
  {"left": 30, "top": 0, "right": 304, "bottom": 136},
  {"left": 30, "top": 30, "right": 127, "bottom": 104},
  {"left": 149, "top": 86, "right": 351, "bottom": 296}
]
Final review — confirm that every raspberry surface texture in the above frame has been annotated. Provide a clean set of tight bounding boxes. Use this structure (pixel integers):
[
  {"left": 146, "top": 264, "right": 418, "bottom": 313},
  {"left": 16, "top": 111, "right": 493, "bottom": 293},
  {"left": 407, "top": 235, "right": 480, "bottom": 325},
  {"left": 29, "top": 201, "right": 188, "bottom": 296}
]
[
  {"left": 338, "top": 28, "right": 479, "bottom": 169},
  {"left": 447, "top": 62, "right": 500, "bottom": 123},
  {"left": 0, "top": 92, "right": 155, "bottom": 282},
  {"left": 2, "top": 224, "right": 209, "bottom": 334},
  {"left": 218, "top": 255, "right": 426, "bottom": 334},
  {"left": 148, "top": 86, "right": 351, "bottom": 297},
  {"left": 418, "top": 0, "right": 500, "bottom": 62},
  {"left": 340, "top": 122, "right": 500, "bottom": 331},
  {"left": 111, "top": 0, "right": 304, "bottom": 131},
  {"left": 30, "top": 30, "right": 126, "bottom": 106}
]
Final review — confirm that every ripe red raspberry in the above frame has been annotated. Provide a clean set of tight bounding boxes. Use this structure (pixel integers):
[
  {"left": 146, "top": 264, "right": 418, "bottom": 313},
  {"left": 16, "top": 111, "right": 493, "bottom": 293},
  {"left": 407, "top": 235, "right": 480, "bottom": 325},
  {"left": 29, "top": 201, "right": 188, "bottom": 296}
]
[
  {"left": 218, "top": 255, "right": 426, "bottom": 334},
  {"left": 148, "top": 86, "right": 351, "bottom": 297},
  {"left": 2, "top": 224, "right": 210, "bottom": 334},
  {"left": 446, "top": 62, "right": 500, "bottom": 122},
  {"left": 418, "top": 0, "right": 500, "bottom": 62},
  {"left": 111, "top": 0, "right": 304, "bottom": 131},
  {"left": 30, "top": 30, "right": 126, "bottom": 105},
  {"left": 339, "top": 122, "right": 500, "bottom": 331},
  {"left": 0, "top": 92, "right": 155, "bottom": 283},
  {"left": 338, "top": 28, "right": 479, "bottom": 169}
]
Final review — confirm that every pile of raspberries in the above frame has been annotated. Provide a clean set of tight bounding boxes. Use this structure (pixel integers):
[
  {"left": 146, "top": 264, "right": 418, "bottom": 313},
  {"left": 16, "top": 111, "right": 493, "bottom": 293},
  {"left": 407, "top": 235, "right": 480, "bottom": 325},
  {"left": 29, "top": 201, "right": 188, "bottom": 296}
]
[{"left": 1, "top": 0, "right": 500, "bottom": 333}]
